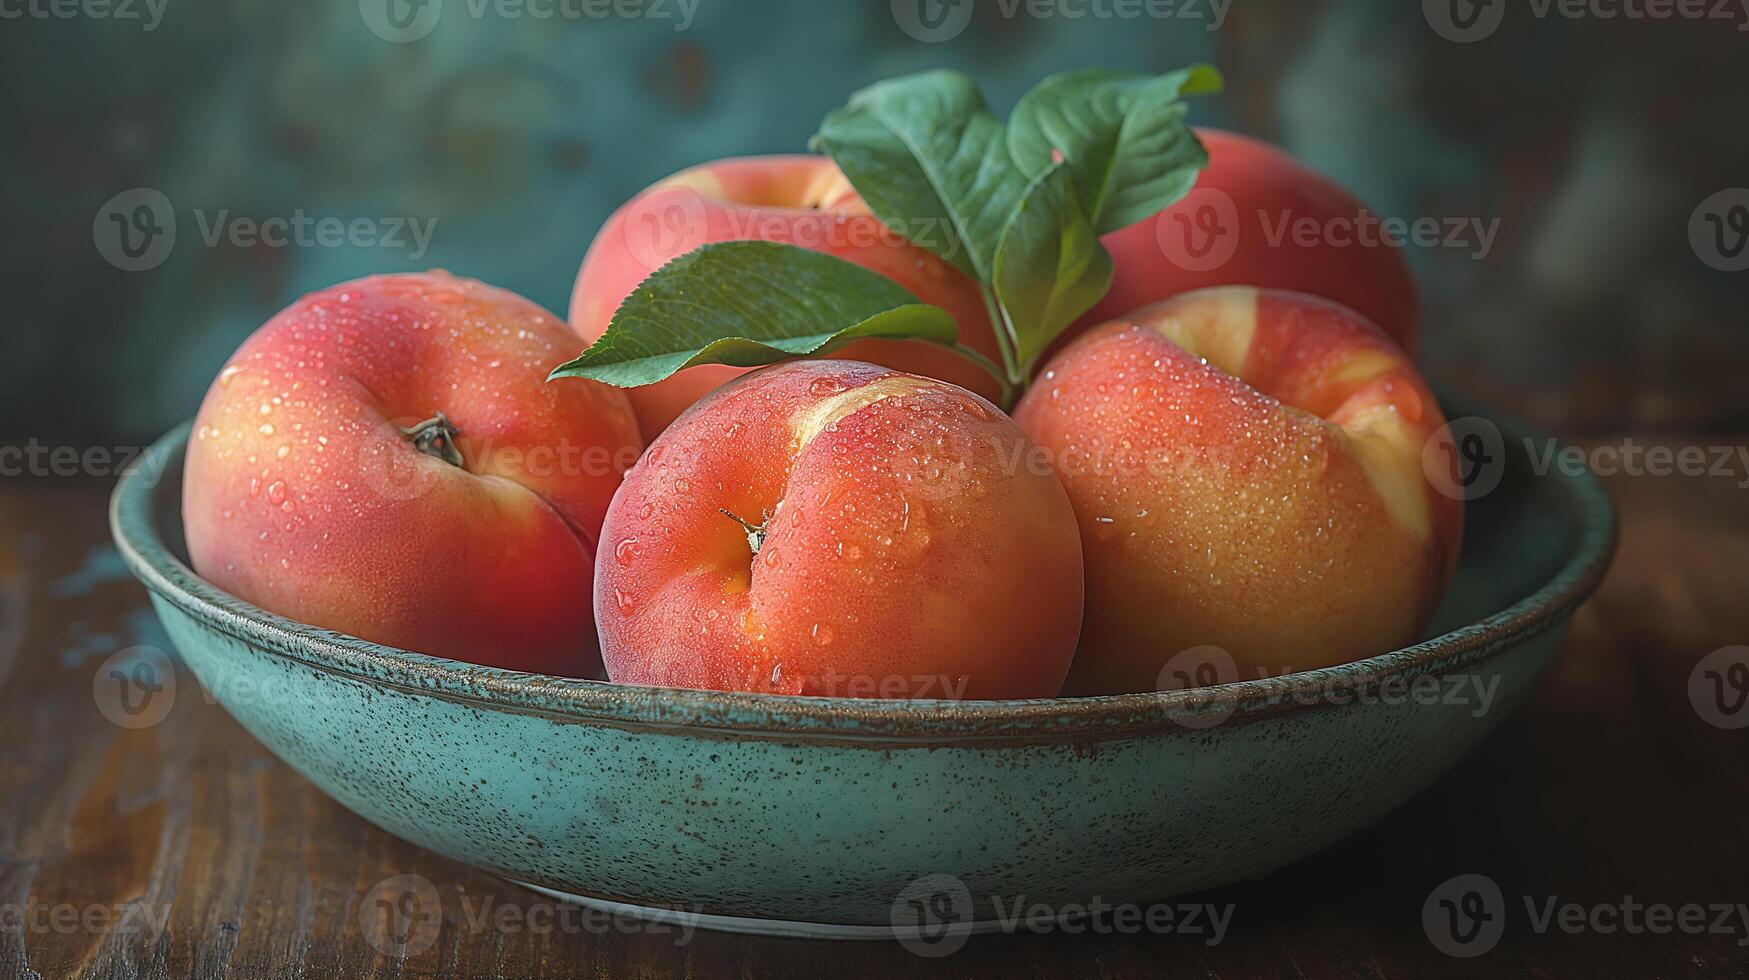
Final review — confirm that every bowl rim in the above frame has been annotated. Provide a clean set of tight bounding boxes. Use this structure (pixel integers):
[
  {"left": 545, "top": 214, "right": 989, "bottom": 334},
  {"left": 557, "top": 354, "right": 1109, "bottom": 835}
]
[{"left": 111, "top": 395, "right": 1616, "bottom": 744}]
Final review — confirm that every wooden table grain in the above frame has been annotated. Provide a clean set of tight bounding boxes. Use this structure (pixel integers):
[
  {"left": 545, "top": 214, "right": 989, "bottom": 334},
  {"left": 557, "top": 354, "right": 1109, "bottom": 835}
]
[{"left": 2, "top": 436, "right": 1746, "bottom": 979}]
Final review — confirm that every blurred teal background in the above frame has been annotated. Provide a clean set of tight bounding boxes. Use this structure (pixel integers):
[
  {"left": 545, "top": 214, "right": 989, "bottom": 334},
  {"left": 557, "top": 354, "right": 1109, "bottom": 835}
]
[{"left": 2, "top": 0, "right": 1745, "bottom": 444}]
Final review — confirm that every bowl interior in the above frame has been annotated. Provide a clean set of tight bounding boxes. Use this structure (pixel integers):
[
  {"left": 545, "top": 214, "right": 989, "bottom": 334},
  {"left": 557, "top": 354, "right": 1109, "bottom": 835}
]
[{"left": 113, "top": 393, "right": 1615, "bottom": 739}]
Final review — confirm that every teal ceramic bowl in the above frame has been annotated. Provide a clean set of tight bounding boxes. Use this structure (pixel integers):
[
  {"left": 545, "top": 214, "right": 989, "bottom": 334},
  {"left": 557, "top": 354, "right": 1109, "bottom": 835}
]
[{"left": 112, "top": 398, "right": 1613, "bottom": 939}]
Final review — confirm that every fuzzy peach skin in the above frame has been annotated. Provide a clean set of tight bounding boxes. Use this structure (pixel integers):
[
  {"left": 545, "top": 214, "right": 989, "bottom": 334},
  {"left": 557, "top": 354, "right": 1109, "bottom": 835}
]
[
  {"left": 183, "top": 272, "right": 643, "bottom": 676},
  {"left": 1014, "top": 286, "right": 1461, "bottom": 696},
  {"left": 595, "top": 359, "right": 1083, "bottom": 700},
  {"left": 1074, "top": 129, "right": 1420, "bottom": 356},
  {"left": 569, "top": 156, "right": 1004, "bottom": 440}
]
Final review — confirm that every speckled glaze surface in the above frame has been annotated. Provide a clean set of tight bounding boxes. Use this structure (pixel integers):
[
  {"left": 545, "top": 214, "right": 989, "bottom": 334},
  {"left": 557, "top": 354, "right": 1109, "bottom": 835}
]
[{"left": 111, "top": 397, "right": 1614, "bottom": 933}]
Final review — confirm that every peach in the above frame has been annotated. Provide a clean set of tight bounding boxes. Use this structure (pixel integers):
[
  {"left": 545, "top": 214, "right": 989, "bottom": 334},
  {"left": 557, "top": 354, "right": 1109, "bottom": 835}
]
[
  {"left": 1014, "top": 286, "right": 1461, "bottom": 695},
  {"left": 569, "top": 155, "right": 1004, "bottom": 440},
  {"left": 183, "top": 272, "right": 643, "bottom": 676},
  {"left": 1078, "top": 129, "right": 1421, "bottom": 354},
  {"left": 594, "top": 359, "right": 1083, "bottom": 699}
]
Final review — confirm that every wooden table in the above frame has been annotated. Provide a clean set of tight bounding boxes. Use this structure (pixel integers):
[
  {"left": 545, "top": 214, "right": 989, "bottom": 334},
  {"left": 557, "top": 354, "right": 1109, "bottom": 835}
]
[{"left": 3, "top": 438, "right": 1746, "bottom": 979}]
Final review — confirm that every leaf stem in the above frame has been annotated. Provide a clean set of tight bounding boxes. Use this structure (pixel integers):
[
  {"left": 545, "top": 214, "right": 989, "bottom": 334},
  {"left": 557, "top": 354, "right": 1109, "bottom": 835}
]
[
  {"left": 946, "top": 343, "right": 1015, "bottom": 408},
  {"left": 978, "top": 284, "right": 1023, "bottom": 384}
]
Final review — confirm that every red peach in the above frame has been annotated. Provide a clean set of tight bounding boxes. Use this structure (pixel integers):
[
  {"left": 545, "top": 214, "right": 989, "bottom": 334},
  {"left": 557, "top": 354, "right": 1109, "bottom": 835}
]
[
  {"left": 1015, "top": 286, "right": 1461, "bottom": 695},
  {"left": 569, "top": 156, "right": 1004, "bottom": 440},
  {"left": 183, "top": 272, "right": 643, "bottom": 676},
  {"left": 594, "top": 359, "right": 1083, "bottom": 699},
  {"left": 1077, "top": 129, "right": 1421, "bottom": 355}
]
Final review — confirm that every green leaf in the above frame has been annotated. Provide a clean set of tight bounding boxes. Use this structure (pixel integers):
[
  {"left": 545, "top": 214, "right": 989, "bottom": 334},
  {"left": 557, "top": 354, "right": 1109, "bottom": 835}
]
[
  {"left": 992, "top": 163, "right": 1115, "bottom": 375},
  {"left": 811, "top": 70, "right": 1029, "bottom": 283},
  {"left": 548, "top": 241, "right": 957, "bottom": 388},
  {"left": 1008, "top": 65, "right": 1221, "bottom": 235}
]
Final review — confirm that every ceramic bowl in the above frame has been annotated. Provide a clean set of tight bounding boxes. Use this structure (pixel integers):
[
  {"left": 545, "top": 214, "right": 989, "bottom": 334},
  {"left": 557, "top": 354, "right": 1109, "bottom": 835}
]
[{"left": 111, "top": 397, "right": 1614, "bottom": 939}]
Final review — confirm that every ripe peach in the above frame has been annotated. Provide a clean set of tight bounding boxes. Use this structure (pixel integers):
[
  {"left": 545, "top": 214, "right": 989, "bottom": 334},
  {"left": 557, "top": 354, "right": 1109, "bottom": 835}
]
[
  {"left": 569, "top": 155, "right": 1004, "bottom": 439},
  {"left": 183, "top": 272, "right": 643, "bottom": 676},
  {"left": 595, "top": 359, "right": 1083, "bottom": 699},
  {"left": 1079, "top": 129, "right": 1420, "bottom": 354},
  {"left": 1014, "top": 286, "right": 1461, "bottom": 695}
]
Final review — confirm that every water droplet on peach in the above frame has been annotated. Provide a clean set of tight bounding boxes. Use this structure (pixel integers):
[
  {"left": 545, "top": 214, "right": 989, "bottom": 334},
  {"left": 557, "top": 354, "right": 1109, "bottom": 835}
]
[{"left": 614, "top": 538, "right": 640, "bottom": 567}]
